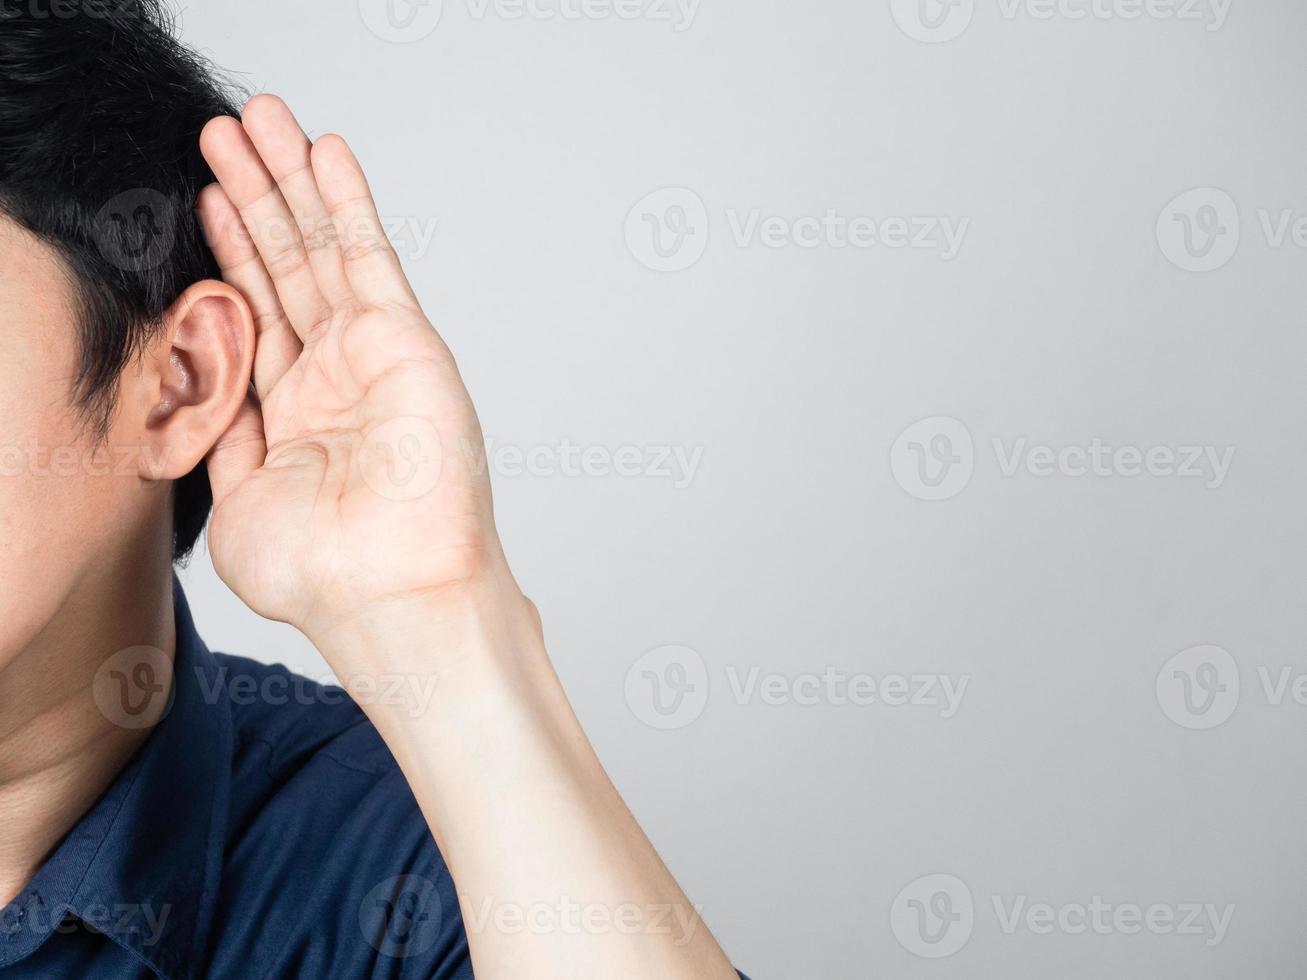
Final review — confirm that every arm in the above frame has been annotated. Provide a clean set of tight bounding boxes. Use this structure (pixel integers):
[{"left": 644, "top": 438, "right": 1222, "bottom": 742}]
[{"left": 196, "top": 94, "right": 740, "bottom": 980}]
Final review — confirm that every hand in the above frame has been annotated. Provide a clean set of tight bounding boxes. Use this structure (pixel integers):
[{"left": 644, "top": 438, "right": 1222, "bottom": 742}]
[
  {"left": 199, "top": 99, "right": 740, "bottom": 980},
  {"left": 197, "top": 95, "right": 510, "bottom": 643}
]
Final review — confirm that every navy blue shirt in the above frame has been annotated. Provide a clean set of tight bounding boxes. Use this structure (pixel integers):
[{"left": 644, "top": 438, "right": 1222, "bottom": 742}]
[{"left": 0, "top": 584, "right": 748, "bottom": 979}]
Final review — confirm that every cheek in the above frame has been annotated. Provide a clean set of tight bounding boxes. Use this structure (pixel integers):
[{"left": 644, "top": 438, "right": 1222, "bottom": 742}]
[
  {"left": 0, "top": 390, "right": 89, "bottom": 661},
  {"left": 0, "top": 223, "right": 170, "bottom": 662},
  {"left": 0, "top": 390, "right": 97, "bottom": 563},
  {"left": 0, "top": 387, "right": 151, "bottom": 618}
]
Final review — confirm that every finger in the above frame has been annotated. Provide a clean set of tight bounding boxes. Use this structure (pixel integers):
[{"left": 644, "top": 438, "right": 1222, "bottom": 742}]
[
  {"left": 207, "top": 390, "right": 267, "bottom": 512},
  {"left": 240, "top": 95, "right": 355, "bottom": 311},
  {"left": 311, "top": 135, "right": 419, "bottom": 310},
  {"left": 199, "top": 115, "right": 334, "bottom": 340},
  {"left": 197, "top": 183, "right": 303, "bottom": 398}
]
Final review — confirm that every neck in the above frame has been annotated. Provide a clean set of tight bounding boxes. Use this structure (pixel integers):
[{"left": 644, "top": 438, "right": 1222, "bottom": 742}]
[{"left": 0, "top": 541, "right": 175, "bottom": 907}]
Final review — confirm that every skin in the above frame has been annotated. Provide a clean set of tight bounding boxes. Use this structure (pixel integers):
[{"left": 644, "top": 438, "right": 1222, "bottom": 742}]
[
  {"left": 0, "top": 95, "right": 739, "bottom": 979},
  {"left": 0, "top": 218, "right": 245, "bottom": 903}
]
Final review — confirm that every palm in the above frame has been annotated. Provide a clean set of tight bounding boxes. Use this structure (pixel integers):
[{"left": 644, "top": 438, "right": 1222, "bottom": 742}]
[{"left": 198, "top": 98, "right": 496, "bottom": 636}]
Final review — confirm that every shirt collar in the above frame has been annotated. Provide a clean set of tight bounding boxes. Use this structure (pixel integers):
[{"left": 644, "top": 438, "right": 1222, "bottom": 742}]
[{"left": 0, "top": 577, "right": 231, "bottom": 980}]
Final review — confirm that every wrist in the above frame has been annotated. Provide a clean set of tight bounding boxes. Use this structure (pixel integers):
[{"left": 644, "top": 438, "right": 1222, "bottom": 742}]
[{"left": 303, "top": 565, "right": 555, "bottom": 721}]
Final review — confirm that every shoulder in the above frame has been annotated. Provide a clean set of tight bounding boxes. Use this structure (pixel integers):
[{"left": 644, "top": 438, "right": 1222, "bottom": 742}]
[
  {"left": 212, "top": 651, "right": 397, "bottom": 774},
  {"left": 202, "top": 653, "right": 470, "bottom": 979},
  {"left": 208, "top": 651, "right": 424, "bottom": 845}
]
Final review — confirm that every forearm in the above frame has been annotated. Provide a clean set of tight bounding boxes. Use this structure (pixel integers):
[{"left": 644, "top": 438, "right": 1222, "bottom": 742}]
[
  {"left": 312, "top": 573, "right": 738, "bottom": 980},
  {"left": 194, "top": 93, "right": 740, "bottom": 980}
]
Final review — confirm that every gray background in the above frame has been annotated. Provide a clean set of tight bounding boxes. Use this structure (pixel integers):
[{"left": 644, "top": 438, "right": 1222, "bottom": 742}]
[{"left": 173, "top": 1, "right": 1306, "bottom": 976}]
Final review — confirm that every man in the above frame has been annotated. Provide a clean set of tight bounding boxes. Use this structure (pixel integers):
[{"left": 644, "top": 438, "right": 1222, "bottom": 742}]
[{"left": 0, "top": 2, "right": 748, "bottom": 977}]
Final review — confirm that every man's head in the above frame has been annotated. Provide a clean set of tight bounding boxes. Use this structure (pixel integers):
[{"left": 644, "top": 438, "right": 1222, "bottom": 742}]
[{"left": 0, "top": 0, "right": 255, "bottom": 657}]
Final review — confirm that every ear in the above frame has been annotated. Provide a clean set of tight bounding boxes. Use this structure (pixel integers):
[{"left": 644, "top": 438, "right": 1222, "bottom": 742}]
[{"left": 135, "top": 280, "right": 256, "bottom": 481}]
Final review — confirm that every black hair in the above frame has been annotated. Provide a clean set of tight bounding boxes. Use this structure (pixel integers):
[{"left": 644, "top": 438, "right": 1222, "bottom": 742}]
[{"left": 0, "top": 0, "right": 244, "bottom": 560}]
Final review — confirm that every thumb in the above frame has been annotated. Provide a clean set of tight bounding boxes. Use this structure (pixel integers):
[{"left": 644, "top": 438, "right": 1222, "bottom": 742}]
[{"left": 206, "top": 388, "right": 267, "bottom": 510}]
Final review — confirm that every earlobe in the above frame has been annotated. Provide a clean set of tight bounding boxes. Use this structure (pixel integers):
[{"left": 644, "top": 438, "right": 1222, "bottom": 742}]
[{"left": 138, "top": 281, "right": 255, "bottom": 481}]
